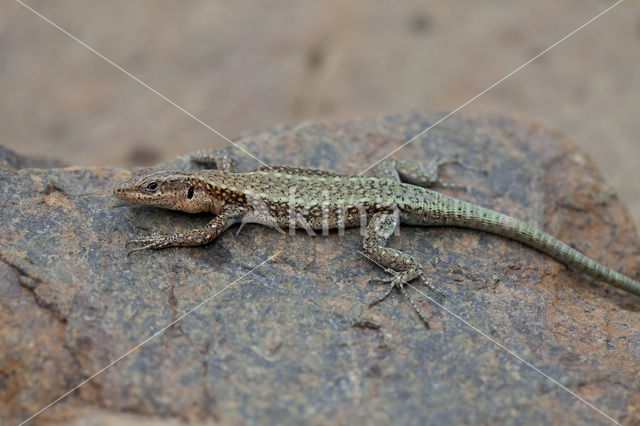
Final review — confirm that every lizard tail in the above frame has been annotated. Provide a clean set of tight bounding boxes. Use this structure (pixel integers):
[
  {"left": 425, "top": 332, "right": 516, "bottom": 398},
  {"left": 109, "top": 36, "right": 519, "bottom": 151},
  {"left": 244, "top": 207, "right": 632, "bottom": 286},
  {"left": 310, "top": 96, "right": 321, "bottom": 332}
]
[{"left": 431, "top": 195, "right": 640, "bottom": 297}]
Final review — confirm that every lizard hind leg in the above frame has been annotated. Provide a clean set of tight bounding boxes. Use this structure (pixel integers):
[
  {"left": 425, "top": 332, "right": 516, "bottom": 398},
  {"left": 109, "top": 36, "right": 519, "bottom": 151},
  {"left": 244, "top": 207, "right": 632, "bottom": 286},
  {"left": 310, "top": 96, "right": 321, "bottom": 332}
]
[
  {"left": 362, "top": 210, "right": 440, "bottom": 327},
  {"left": 372, "top": 157, "right": 486, "bottom": 190},
  {"left": 185, "top": 149, "right": 235, "bottom": 171},
  {"left": 153, "top": 149, "right": 235, "bottom": 171}
]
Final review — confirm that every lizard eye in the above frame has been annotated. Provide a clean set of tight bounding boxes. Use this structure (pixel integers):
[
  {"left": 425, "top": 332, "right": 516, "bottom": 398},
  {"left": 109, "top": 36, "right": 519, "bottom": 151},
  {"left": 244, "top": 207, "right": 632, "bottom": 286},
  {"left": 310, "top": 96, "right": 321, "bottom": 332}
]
[
  {"left": 187, "top": 186, "right": 194, "bottom": 199},
  {"left": 146, "top": 182, "right": 159, "bottom": 192}
]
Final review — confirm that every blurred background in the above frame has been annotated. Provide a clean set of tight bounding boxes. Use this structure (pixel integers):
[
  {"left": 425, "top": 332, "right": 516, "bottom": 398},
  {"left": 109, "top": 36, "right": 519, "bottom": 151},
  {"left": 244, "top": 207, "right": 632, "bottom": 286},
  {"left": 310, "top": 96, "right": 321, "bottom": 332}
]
[{"left": 1, "top": 0, "right": 639, "bottom": 226}]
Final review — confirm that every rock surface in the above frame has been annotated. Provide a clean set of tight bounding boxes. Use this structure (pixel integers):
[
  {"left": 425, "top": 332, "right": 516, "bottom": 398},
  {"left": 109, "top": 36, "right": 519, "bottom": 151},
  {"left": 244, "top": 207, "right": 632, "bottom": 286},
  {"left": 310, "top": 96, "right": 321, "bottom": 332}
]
[{"left": 1, "top": 113, "right": 639, "bottom": 425}]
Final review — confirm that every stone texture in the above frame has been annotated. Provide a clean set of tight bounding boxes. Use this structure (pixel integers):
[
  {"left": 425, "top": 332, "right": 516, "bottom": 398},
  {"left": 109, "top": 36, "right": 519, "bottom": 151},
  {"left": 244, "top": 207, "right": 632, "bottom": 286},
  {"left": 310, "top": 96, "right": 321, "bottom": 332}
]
[{"left": 1, "top": 113, "right": 640, "bottom": 425}]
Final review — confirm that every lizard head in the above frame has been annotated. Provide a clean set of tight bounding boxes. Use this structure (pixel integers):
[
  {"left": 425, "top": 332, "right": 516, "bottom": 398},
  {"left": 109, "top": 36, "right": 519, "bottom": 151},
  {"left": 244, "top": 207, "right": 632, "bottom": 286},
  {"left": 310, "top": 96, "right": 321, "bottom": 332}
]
[{"left": 113, "top": 169, "right": 221, "bottom": 213}]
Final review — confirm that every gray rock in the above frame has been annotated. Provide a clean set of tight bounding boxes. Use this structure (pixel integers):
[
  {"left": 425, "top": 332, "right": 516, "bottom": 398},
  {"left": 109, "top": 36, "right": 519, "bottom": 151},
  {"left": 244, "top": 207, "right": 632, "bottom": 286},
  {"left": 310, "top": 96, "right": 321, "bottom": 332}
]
[{"left": 1, "top": 113, "right": 639, "bottom": 425}]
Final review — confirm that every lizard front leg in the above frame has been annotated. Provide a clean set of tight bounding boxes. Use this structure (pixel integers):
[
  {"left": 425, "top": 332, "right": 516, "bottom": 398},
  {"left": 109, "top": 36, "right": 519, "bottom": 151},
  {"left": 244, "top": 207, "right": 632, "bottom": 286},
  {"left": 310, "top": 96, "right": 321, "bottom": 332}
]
[
  {"left": 126, "top": 206, "right": 245, "bottom": 254},
  {"left": 373, "top": 157, "right": 484, "bottom": 189}
]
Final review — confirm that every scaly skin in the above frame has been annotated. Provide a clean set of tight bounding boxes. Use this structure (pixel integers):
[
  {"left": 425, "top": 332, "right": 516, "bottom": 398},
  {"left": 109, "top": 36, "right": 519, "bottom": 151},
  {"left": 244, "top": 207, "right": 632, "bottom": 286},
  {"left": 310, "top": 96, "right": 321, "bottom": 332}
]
[{"left": 113, "top": 149, "right": 640, "bottom": 325}]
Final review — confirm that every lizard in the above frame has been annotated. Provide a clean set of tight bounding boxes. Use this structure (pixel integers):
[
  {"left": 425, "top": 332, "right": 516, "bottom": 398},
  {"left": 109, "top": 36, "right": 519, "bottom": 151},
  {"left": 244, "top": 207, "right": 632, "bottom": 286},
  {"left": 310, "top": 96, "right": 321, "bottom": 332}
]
[{"left": 113, "top": 149, "right": 640, "bottom": 325}]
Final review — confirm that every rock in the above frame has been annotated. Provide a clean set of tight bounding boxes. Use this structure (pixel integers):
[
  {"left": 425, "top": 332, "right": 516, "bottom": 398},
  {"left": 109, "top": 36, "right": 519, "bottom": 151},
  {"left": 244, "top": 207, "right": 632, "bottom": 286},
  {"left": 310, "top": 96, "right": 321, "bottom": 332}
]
[
  {"left": 1, "top": 112, "right": 639, "bottom": 425},
  {"left": 0, "top": 145, "right": 66, "bottom": 170}
]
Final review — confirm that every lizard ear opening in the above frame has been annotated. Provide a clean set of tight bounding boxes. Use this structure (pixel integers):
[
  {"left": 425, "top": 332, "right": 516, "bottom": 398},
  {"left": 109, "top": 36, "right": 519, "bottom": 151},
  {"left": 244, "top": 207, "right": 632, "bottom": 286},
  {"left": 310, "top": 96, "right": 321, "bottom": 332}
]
[{"left": 187, "top": 186, "right": 195, "bottom": 199}]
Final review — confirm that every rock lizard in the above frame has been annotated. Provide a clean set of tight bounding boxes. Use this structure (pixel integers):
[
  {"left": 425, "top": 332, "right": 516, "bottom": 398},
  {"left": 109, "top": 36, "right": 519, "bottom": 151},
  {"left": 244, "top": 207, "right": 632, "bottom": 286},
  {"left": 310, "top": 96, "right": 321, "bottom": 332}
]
[{"left": 113, "top": 149, "right": 640, "bottom": 323}]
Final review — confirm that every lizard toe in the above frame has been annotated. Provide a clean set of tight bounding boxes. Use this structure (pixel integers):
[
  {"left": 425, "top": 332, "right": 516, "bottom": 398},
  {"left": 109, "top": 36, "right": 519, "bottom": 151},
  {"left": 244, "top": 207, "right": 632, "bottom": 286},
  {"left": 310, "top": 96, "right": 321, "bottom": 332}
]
[
  {"left": 127, "top": 245, "right": 153, "bottom": 256},
  {"left": 368, "top": 283, "right": 396, "bottom": 308},
  {"left": 418, "top": 275, "right": 445, "bottom": 299},
  {"left": 367, "top": 276, "right": 394, "bottom": 286},
  {"left": 125, "top": 233, "right": 169, "bottom": 246}
]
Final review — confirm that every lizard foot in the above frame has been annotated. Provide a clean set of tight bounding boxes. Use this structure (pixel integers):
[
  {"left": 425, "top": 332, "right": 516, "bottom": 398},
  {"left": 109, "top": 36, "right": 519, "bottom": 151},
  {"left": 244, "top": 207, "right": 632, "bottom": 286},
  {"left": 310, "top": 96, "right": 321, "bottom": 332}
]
[
  {"left": 367, "top": 276, "right": 397, "bottom": 307},
  {"left": 367, "top": 278, "right": 431, "bottom": 329},
  {"left": 367, "top": 271, "right": 444, "bottom": 329},
  {"left": 125, "top": 234, "right": 173, "bottom": 255},
  {"left": 368, "top": 270, "right": 444, "bottom": 299},
  {"left": 431, "top": 154, "right": 488, "bottom": 175},
  {"left": 422, "top": 155, "right": 488, "bottom": 191},
  {"left": 367, "top": 269, "right": 417, "bottom": 306}
]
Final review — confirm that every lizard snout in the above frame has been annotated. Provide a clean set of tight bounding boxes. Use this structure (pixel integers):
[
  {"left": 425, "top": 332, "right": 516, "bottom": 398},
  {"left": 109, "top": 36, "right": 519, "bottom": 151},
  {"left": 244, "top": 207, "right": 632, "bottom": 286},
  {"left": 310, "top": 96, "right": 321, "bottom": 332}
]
[
  {"left": 113, "top": 182, "right": 134, "bottom": 201},
  {"left": 113, "top": 184, "right": 125, "bottom": 197}
]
